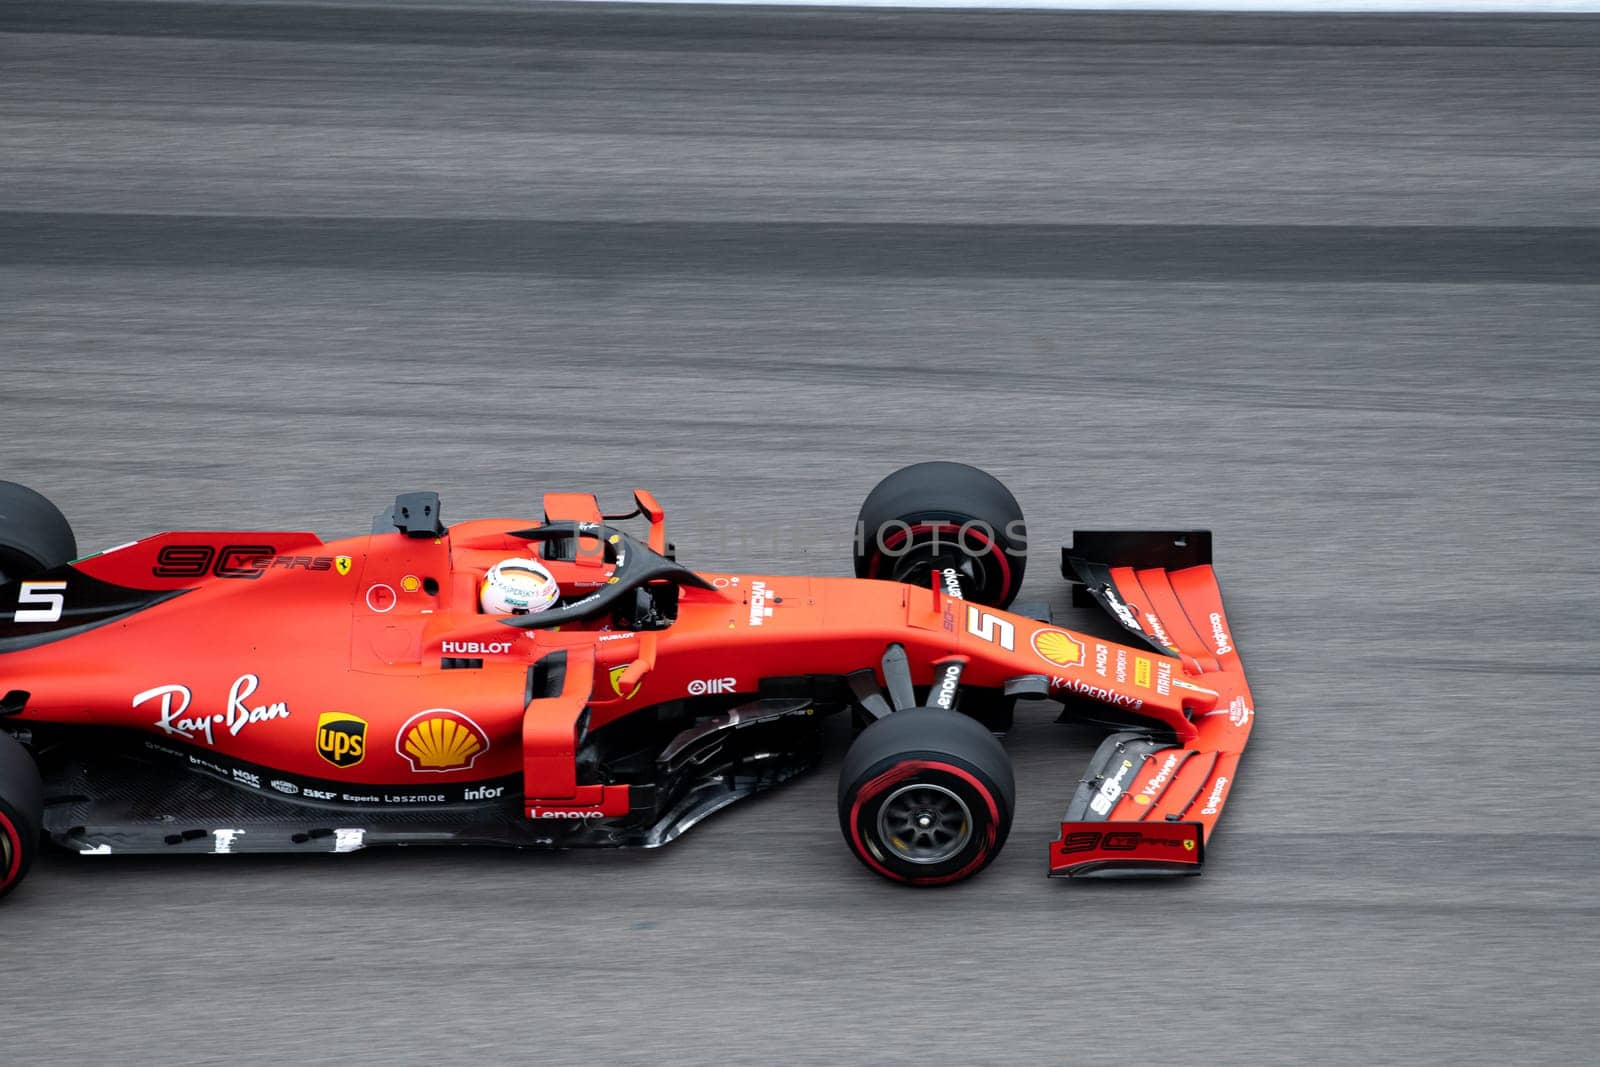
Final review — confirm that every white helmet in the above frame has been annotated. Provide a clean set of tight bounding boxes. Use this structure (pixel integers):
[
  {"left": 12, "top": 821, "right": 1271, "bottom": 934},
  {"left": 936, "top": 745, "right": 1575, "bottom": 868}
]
[{"left": 479, "top": 558, "right": 560, "bottom": 615}]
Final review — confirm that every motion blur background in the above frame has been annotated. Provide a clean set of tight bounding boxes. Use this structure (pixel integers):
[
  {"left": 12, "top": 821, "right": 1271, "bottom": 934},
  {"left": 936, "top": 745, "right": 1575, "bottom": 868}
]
[{"left": 2, "top": 2, "right": 1597, "bottom": 1064}]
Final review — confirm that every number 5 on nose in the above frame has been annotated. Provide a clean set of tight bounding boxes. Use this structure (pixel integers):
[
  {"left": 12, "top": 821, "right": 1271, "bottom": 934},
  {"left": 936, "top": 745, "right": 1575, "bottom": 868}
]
[{"left": 14, "top": 581, "right": 66, "bottom": 623}]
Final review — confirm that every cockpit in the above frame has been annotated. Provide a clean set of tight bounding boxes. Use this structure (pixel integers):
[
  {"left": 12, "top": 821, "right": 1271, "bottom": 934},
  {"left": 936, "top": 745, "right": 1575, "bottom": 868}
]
[{"left": 377, "top": 490, "right": 710, "bottom": 634}]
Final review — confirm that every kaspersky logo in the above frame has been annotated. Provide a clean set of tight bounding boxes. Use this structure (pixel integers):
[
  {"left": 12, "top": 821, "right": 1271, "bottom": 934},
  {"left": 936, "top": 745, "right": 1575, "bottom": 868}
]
[{"left": 317, "top": 711, "right": 367, "bottom": 768}]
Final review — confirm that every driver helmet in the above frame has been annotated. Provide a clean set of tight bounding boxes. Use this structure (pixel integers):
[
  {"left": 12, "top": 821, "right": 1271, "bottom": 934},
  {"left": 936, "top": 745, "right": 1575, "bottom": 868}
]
[{"left": 479, "top": 558, "right": 560, "bottom": 615}]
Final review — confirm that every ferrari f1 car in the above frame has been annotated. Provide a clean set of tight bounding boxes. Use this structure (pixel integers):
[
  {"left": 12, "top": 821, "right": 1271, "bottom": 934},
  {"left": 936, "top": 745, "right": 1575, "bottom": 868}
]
[{"left": 0, "top": 463, "right": 1256, "bottom": 897}]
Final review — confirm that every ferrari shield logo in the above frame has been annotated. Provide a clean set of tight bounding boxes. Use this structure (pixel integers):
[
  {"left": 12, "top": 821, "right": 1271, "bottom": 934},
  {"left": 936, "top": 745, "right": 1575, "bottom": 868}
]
[
  {"left": 334, "top": 555, "right": 352, "bottom": 576},
  {"left": 609, "top": 664, "right": 642, "bottom": 700},
  {"left": 1183, "top": 839, "right": 1195, "bottom": 851}
]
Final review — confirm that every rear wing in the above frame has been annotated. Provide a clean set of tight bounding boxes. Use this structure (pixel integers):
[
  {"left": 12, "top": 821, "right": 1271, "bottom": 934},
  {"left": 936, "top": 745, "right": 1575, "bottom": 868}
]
[{"left": 1049, "top": 532, "right": 1255, "bottom": 878}]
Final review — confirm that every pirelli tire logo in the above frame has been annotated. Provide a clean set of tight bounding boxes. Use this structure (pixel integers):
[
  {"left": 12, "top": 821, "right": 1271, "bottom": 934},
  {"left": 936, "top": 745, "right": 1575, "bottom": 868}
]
[{"left": 317, "top": 712, "right": 368, "bottom": 768}]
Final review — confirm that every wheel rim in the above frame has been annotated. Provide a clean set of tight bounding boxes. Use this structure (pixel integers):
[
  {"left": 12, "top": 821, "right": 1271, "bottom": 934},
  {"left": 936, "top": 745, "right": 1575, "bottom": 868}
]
[
  {"left": 869, "top": 522, "right": 1013, "bottom": 605},
  {"left": 889, "top": 551, "right": 991, "bottom": 601},
  {"left": 0, "top": 823, "right": 13, "bottom": 883},
  {"left": 876, "top": 782, "right": 973, "bottom": 865}
]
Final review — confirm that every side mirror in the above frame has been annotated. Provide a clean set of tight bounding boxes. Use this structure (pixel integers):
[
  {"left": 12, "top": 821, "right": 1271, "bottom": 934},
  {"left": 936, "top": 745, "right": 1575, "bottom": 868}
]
[{"left": 633, "top": 490, "right": 667, "bottom": 554}]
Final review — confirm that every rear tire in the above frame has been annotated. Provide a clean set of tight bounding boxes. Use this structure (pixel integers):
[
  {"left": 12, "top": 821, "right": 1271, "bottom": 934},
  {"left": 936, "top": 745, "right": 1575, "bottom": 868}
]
[
  {"left": 838, "top": 708, "right": 1015, "bottom": 887},
  {"left": 0, "top": 482, "right": 77, "bottom": 583},
  {"left": 853, "top": 462, "right": 1026, "bottom": 608},
  {"left": 0, "top": 732, "right": 43, "bottom": 900}
]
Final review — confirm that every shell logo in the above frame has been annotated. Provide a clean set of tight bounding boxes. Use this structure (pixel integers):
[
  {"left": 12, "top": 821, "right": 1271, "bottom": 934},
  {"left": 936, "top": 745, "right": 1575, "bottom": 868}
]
[
  {"left": 1031, "top": 628, "right": 1085, "bottom": 669},
  {"left": 396, "top": 709, "right": 490, "bottom": 773}
]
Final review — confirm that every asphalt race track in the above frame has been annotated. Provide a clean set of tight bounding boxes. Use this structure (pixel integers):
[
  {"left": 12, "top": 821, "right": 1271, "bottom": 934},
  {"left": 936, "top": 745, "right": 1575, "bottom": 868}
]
[{"left": 1, "top": 4, "right": 1597, "bottom": 1064}]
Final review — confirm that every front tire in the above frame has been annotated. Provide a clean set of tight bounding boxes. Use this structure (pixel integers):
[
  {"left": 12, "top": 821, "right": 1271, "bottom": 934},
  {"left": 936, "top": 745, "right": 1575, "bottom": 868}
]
[
  {"left": 0, "top": 482, "right": 77, "bottom": 583},
  {"left": 838, "top": 708, "right": 1015, "bottom": 887},
  {"left": 0, "top": 732, "right": 43, "bottom": 900},
  {"left": 853, "top": 462, "right": 1027, "bottom": 608}
]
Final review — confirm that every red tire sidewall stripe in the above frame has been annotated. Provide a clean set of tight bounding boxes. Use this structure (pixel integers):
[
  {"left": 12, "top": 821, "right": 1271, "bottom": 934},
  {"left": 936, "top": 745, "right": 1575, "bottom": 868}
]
[
  {"left": 0, "top": 810, "right": 23, "bottom": 888},
  {"left": 847, "top": 758, "right": 1001, "bottom": 886}
]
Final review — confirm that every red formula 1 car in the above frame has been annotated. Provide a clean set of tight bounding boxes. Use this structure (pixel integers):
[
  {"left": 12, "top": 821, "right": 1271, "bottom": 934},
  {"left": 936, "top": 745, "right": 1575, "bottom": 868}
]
[{"left": 0, "top": 463, "right": 1256, "bottom": 897}]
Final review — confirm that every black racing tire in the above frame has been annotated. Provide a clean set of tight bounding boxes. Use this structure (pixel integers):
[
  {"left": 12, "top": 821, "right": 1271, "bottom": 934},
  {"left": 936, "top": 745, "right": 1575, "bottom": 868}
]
[
  {"left": 0, "top": 731, "right": 43, "bottom": 900},
  {"left": 0, "top": 482, "right": 77, "bottom": 583},
  {"left": 837, "top": 708, "right": 1015, "bottom": 887},
  {"left": 853, "top": 462, "right": 1027, "bottom": 608}
]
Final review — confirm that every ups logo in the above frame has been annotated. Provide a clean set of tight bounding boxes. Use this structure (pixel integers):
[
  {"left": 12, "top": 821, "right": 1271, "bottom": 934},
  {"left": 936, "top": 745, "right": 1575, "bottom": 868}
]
[{"left": 317, "top": 711, "right": 367, "bottom": 768}]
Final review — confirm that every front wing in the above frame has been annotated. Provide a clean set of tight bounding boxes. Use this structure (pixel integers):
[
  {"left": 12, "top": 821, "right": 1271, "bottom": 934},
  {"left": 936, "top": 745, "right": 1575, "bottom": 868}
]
[{"left": 1050, "top": 533, "right": 1256, "bottom": 877}]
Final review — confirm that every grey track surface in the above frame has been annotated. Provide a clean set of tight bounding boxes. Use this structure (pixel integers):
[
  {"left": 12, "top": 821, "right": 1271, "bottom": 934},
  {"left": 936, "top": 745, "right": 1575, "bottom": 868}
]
[{"left": 2, "top": 3, "right": 1598, "bottom": 1064}]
